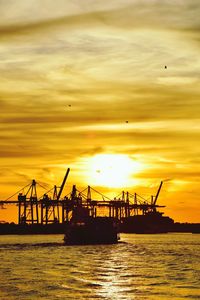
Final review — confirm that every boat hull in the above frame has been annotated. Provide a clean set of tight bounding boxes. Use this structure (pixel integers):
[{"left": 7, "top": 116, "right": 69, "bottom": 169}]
[{"left": 64, "top": 217, "right": 119, "bottom": 245}]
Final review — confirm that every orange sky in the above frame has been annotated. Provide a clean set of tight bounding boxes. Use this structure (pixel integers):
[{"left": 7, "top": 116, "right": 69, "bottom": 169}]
[{"left": 0, "top": 0, "right": 200, "bottom": 223}]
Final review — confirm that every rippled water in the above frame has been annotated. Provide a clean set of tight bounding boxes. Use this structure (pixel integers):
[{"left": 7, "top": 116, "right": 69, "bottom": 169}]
[{"left": 0, "top": 233, "right": 199, "bottom": 299}]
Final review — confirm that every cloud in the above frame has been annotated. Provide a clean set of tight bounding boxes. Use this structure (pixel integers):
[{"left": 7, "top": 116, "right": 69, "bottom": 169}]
[
  {"left": 0, "top": 0, "right": 200, "bottom": 222},
  {"left": 0, "top": 0, "right": 199, "bottom": 45}
]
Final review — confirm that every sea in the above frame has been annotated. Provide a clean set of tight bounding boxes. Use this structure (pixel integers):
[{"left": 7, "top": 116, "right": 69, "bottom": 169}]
[{"left": 0, "top": 233, "right": 199, "bottom": 300}]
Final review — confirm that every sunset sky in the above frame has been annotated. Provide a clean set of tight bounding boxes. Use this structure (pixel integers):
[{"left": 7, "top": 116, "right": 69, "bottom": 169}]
[{"left": 0, "top": 0, "right": 200, "bottom": 223}]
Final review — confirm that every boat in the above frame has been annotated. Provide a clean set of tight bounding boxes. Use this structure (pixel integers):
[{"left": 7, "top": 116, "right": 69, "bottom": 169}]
[
  {"left": 121, "top": 211, "right": 174, "bottom": 234},
  {"left": 64, "top": 206, "right": 120, "bottom": 245}
]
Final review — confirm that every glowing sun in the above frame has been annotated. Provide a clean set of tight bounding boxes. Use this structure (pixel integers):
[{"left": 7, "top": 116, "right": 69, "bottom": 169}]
[{"left": 88, "top": 154, "right": 142, "bottom": 188}]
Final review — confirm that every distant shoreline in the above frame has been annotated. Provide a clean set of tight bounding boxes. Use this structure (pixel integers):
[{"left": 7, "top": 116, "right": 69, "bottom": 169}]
[{"left": 0, "top": 222, "right": 200, "bottom": 235}]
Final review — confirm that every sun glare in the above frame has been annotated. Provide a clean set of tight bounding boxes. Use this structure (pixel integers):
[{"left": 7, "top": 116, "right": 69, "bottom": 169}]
[{"left": 88, "top": 154, "right": 142, "bottom": 188}]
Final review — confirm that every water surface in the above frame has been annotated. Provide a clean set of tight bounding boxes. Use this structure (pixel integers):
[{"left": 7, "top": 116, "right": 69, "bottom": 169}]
[{"left": 0, "top": 233, "right": 199, "bottom": 299}]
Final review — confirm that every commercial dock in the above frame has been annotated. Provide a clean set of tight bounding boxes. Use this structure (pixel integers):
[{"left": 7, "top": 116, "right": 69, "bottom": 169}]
[{"left": 0, "top": 168, "right": 199, "bottom": 234}]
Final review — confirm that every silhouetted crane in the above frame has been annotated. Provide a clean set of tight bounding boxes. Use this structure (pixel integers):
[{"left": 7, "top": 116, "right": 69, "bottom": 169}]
[
  {"left": 153, "top": 181, "right": 163, "bottom": 206},
  {"left": 57, "top": 168, "right": 70, "bottom": 201}
]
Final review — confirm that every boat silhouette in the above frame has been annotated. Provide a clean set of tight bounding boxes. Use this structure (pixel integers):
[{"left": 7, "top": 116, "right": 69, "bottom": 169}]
[{"left": 64, "top": 206, "right": 120, "bottom": 245}]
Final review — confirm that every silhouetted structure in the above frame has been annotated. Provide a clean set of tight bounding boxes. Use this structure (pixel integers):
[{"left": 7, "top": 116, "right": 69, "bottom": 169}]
[
  {"left": 1, "top": 175, "right": 199, "bottom": 234},
  {"left": 64, "top": 206, "right": 119, "bottom": 244}
]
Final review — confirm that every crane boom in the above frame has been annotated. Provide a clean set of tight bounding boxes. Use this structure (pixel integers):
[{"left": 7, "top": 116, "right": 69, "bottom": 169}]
[
  {"left": 153, "top": 181, "right": 163, "bottom": 205},
  {"left": 57, "top": 168, "right": 70, "bottom": 200}
]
